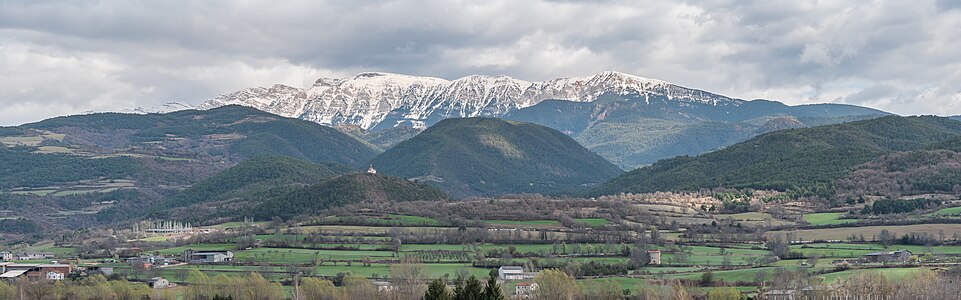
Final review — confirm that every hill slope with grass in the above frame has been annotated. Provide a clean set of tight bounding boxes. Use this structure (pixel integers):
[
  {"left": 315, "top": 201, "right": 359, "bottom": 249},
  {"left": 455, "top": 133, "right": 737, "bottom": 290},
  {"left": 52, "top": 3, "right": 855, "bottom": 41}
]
[
  {"left": 160, "top": 156, "right": 352, "bottom": 209},
  {"left": 252, "top": 173, "right": 449, "bottom": 220},
  {"left": 505, "top": 95, "right": 887, "bottom": 169},
  {"left": 0, "top": 106, "right": 379, "bottom": 229},
  {"left": 19, "top": 105, "right": 379, "bottom": 166},
  {"left": 371, "top": 118, "right": 623, "bottom": 197},
  {"left": 590, "top": 116, "right": 961, "bottom": 197}
]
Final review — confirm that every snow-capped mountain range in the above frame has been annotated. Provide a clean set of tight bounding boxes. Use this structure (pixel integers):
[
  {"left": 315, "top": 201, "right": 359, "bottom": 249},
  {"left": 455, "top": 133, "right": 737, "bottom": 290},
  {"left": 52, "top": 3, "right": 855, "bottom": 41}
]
[{"left": 198, "top": 71, "right": 742, "bottom": 130}]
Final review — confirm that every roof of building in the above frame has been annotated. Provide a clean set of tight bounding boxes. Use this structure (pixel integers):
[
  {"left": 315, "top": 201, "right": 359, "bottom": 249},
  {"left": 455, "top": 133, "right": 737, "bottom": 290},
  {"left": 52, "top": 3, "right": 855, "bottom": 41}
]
[
  {"left": 500, "top": 266, "right": 524, "bottom": 271},
  {"left": 0, "top": 270, "right": 29, "bottom": 278},
  {"left": 865, "top": 249, "right": 911, "bottom": 256},
  {"left": 5, "top": 263, "right": 42, "bottom": 268},
  {"left": 516, "top": 281, "right": 536, "bottom": 287},
  {"left": 763, "top": 290, "right": 798, "bottom": 295},
  {"left": 191, "top": 251, "right": 231, "bottom": 256},
  {"left": 647, "top": 250, "right": 661, "bottom": 253}
]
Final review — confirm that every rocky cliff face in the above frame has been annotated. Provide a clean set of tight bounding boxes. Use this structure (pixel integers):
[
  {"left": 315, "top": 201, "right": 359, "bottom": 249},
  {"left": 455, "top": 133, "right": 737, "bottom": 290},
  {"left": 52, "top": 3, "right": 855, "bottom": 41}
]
[{"left": 199, "top": 71, "right": 741, "bottom": 130}]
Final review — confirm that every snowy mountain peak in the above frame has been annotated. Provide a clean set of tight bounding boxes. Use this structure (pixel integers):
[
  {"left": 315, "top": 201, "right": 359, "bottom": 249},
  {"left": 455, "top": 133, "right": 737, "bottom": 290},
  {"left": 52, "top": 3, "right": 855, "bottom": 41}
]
[
  {"left": 348, "top": 72, "right": 448, "bottom": 86},
  {"left": 594, "top": 71, "right": 669, "bottom": 87},
  {"left": 123, "top": 102, "right": 195, "bottom": 114},
  {"left": 312, "top": 77, "right": 343, "bottom": 87},
  {"left": 200, "top": 71, "right": 741, "bottom": 130}
]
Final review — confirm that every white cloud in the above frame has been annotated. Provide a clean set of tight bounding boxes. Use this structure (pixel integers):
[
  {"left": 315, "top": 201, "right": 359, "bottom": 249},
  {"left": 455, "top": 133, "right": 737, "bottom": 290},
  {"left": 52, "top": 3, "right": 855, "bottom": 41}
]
[{"left": 1, "top": 0, "right": 961, "bottom": 124}]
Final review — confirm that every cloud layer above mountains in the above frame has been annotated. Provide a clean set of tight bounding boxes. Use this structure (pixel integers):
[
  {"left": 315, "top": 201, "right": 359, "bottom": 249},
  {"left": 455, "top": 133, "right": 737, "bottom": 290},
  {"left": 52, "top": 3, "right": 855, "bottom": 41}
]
[{"left": 2, "top": 0, "right": 960, "bottom": 125}]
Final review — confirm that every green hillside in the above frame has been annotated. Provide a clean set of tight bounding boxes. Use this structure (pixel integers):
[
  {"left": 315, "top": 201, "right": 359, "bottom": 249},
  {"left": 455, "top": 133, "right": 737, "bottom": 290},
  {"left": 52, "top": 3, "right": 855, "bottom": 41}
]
[
  {"left": 0, "top": 106, "right": 379, "bottom": 229},
  {"left": 22, "top": 105, "right": 380, "bottom": 167},
  {"left": 506, "top": 94, "right": 887, "bottom": 169},
  {"left": 591, "top": 116, "right": 961, "bottom": 196},
  {"left": 252, "top": 173, "right": 448, "bottom": 220},
  {"left": 336, "top": 124, "right": 421, "bottom": 150},
  {"left": 371, "top": 118, "right": 623, "bottom": 198},
  {"left": 161, "top": 156, "right": 352, "bottom": 209},
  {"left": 0, "top": 146, "right": 141, "bottom": 189}
]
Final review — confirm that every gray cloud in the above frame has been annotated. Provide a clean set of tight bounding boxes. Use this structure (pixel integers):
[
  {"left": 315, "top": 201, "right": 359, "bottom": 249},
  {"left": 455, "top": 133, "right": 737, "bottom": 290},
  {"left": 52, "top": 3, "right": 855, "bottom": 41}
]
[{"left": 1, "top": 0, "right": 960, "bottom": 125}]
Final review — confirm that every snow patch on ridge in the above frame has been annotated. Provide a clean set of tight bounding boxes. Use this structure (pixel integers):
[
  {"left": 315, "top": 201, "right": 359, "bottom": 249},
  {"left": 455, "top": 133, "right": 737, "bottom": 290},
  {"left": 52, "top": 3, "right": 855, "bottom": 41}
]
[{"left": 200, "top": 71, "right": 741, "bottom": 130}]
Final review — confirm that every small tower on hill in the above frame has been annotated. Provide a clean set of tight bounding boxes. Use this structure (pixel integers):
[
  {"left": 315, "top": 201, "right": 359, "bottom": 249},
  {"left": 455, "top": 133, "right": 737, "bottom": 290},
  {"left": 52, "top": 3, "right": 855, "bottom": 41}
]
[{"left": 366, "top": 165, "right": 377, "bottom": 174}]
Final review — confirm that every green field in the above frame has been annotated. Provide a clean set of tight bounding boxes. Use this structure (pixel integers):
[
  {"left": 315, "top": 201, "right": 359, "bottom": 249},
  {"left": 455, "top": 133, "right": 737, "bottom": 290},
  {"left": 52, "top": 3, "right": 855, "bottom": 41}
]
[
  {"left": 661, "top": 267, "right": 779, "bottom": 282},
  {"left": 929, "top": 206, "right": 961, "bottom": 216},
  {"left": 298, "top": 225, "right": 456, "bottom": 234},
  {"left": 576, "top": 277, "right": 647, "bottom": 293},
  {"left": 685, "top": 246, "right": 770, "bottom": 256},
  {"left": 35, "top": 146, "right": 75, "bottom": 154},
  {"left": 803, "top": 212, "right": 857, "bottom": 226},
  {"left": 575, "top": 218, "right": 611, "bottom": 227},
  {"left": 133, "top": 235, "right": 172, "bottom": 242},
  {"left": 212, "top": 221, "right": 268, "bottom": 229},
  {"left": 635, "top": 267, "right": 703, "bottom": 274},
  {"left": 791, "top": 243, "right": 961, "bottom": 258},
  {"left": 234, "top": 248, "right": 396, "bottom": 264},
  {"left": 321, "top": 214, "right": 441, "bottom": 226},
  {"left": 61, "top": 192, "right": 961, "bottom": 299},
  {"left": 387, "top": 214, "right": 440, "bottom": 226},
  {"left": 166, "top": 262, "right": 492, "bottom": 279},
  {"left": 18, "top": 244, "right": 77, "bottom": 256},
  {"left": 821, "top": 267, "right": 927, "bottom": 283},
  {"left": 484, "top": 219, "right": 561, "bottom": 226},
  {"left": 10, "top": 189, "right": 56, "bottom": 196},
  {"left": 398, "top": 243, "right": 618, "bottom": 255},
  {"left": 156, "top": 244, "right": 236, "bottom": 255},
  {"left": 158, "top": 156, "right": 194, "bottom": 161},
  {"left": 52, "top": 189, "right": 102, "bottom": 196},
  {"left": 767, "top": 224, "right": 961, "bottom": 241},
  {"left": 0, "top": 136, "right": 43, "bottom": 146}
]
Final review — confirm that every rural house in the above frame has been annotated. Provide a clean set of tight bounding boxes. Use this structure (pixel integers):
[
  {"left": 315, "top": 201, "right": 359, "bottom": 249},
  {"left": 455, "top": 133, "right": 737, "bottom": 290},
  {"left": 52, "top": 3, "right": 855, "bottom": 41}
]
[
  {"left": 15, "top": 252, "right": 55, "bottom": 260},
  {"left": 183, "top": 250, "right": 233, "bottom": 264},
  {"left": 148, "top": 277, "right": 172, "bottom": 288},
  {"left": 127, "top": 256, "right": 176, "bottom": 268},
  {"left": 0, "top": 263, "right": 72, "bottom": 281},
  {"left": 515, "top": 281, "right": 538, "bottom": 299},
  {"left": 498, "top": 266, "right": 537, "bottom": 280},
  {"left": 46, "top": 271, "right": 65, "bottom": 280},
  {"left": 372, "top": 281, "right": 395, "bottom": 292},
  {"left": 647, "top": 250, "right": 662, "bottom": 265},
  {"left": 861, "top": 250, "right": 912, "bottom": 263}
]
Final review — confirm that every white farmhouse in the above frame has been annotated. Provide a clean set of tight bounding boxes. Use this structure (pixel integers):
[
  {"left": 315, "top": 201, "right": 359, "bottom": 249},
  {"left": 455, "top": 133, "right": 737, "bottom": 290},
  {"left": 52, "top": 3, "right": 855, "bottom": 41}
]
[{"left": 515, "top": 281, "right": 538, "bottom": 299}]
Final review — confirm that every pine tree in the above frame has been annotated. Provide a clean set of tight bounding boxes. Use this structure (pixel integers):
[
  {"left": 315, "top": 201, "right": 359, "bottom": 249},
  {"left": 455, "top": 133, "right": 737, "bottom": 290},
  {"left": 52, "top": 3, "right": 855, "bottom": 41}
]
[
  {"left": 483, "top": 269, "right": 506, "bottom": 300},
  {"left": 452, "top": 274, "right": 465, "bottom": 299},
  {"left": 454, "top": 275, "right": 484, "bottom": 300},
  {"left": 425, "top": 279, "right": 453, "bottom": 300}
]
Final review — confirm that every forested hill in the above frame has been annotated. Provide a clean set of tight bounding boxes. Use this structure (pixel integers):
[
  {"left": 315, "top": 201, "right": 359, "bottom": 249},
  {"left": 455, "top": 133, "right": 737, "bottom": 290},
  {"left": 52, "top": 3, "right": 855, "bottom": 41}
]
[
  {"left": 590, "top": 116, "right": 961, "bottom": 197},
  {"left": 252, "top": 173, "right": 449, "bottom": 220},
  {"left": 504, "top": 94, "right": 888, "bottom": 169},
  {"left": 159, "top": 156, "right": 352, "bottom": 210},
  {"left": 370, "top": 118, "right": 623, "bottom": 198},
  {"left": 0, "top": 106, "right": 379, "bottom": 230},
  {"left": 18, "top": 105, "right": 380, "bottom": 167}
]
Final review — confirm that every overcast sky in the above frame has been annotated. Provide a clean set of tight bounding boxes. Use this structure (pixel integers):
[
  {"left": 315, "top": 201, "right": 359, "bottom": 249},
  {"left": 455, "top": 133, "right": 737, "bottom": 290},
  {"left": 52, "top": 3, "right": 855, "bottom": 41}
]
[{"left": 2, "top": 0, "right": 960, "bottom": 125}]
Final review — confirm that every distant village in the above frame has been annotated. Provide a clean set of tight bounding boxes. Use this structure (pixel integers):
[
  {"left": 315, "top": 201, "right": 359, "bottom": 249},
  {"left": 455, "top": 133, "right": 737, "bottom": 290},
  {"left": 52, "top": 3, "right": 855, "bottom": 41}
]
[{"left": 1, "top": 245, "right": 919, "bottom": 298}]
